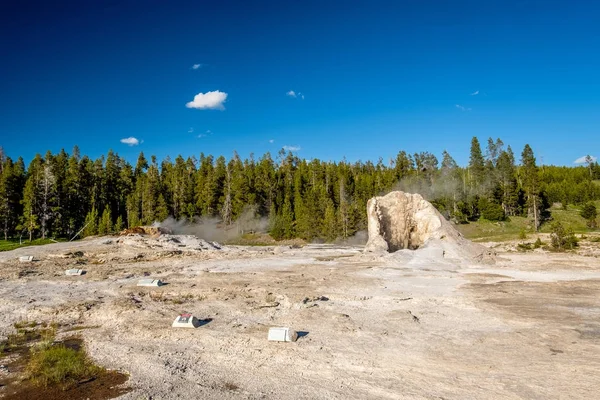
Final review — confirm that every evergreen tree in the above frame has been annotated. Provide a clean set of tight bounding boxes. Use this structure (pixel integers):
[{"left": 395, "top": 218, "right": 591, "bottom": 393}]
[
  {"left": 440, "top": 150, "right": 461, "bottom": 216},
  {"left": 114, "top": 215, "right": 124, "bottom": 233},
  {"left": 51, "top": 149, "right": 69, "bottom": 237},
  {"left": 521, "top": 144, "right": 542, "bottom": 230},
  {"left": 39, "top": 153, "right": 57, "bottom": 239},
  {"left": 196, "top": 154, "right": 217, "bottom": 216},
  {"left": 134, "top": 152, "right": 149, "bottom": 177},
  {"left": 0, "top": 157, "right": 24, "bottom": 239},
  {"left": 469, "top": 137, "right": 485, "bottom": 189},
  {"left": 20, "top": 155, "right": 44, "bottom": 241},
  {"left": 142, "top": 156, "right": 160, "bottom": 224},
  {"left": 280, "top": 196, "right": 295, "bottom": 239},
  {"left": 104, "top": 150, "right": 121, "bottom": 220},
  {"left": 155, "top": 193, "right": 169, "bottom": 222},
  {"left": 394, "top": 151, "right": 414, "bottom": 180},
  {"left": 64, "top": 151, "right": 91, "bottom": 235},
  {"left": 98, "top": 206, "right": 112, "bottom": 235},
  {"left": 497, "top": 147, "right": 519, "bottom": 216},
  {"left": 322, "top": 198, "right": 338, "bottom": 241},
  {"left": 83, "top": 207, "right": 99, "bottom": 237},
  {"left": 255, "top": 153, "right": 277, "bottom": 216},
  {"left": 338, "top": 178, "right": 352, "bottom": 239},
  {"left": 485, "top": 138, "right": 504, "bottom": 167}
]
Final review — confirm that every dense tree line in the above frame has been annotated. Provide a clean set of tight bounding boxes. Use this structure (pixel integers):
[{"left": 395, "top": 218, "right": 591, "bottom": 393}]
[{"left": 1, "top": 139, "right": 599, "bottom": 242}]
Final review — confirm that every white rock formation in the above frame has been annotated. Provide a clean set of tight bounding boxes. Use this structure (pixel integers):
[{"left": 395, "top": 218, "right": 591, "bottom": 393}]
[{"left": 365, "top": 191, "right": 494, "bottom": 263}]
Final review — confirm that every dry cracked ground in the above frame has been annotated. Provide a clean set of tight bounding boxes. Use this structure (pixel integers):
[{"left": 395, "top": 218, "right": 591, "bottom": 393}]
[{"left": 1, "top": 236, "right": 599, "bottom": 399}]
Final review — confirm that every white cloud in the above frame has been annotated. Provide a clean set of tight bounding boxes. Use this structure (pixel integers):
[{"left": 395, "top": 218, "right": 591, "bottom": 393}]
[
  {"left": 186, "top": 90, "right": 228, "bottom": 110},
  {"left": 188, "top": 127, "right": 194, "bottom": 133},
  {"left": 455, "top": 104, "right": 472, "bottom": 111},
  {"left": 470, "top": 90, "right": 479, "bottom": 96},
  {"left": 269, "top": 139, "right": 274, "bottom": 143},
  {"left": 197, "top": 134, "right": 207, "bottom": 138},
  {"left": 287, "top": 90, "right": 305, "bottom": 99},
  {"left": 191, "top": 63, "right": 204, "bottom": 70},
  {"left": 283, "top": 145, "right": 301, "bottom": 151},
  {"left": 574, "top": 155, "right": 597, "bottom": 164},
  {"left": 120, "top": 137, "right": 140, "bottom": 146}
]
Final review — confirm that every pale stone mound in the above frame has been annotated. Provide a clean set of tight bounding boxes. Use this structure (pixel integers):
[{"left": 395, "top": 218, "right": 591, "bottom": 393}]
[
  {"left": 365, "top": 191, "right": 494, "bottom": 263},
  {"left": 119, "top": 226, "right": 173, "bottom": 236},
  {"left": 117, "top": 234, "right": 222, "bottom": 252}
]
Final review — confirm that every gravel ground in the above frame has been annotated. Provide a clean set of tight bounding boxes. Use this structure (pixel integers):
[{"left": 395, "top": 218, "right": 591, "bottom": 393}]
[{"left": 1, "top": 237, "right": 599, "bottom": 399}]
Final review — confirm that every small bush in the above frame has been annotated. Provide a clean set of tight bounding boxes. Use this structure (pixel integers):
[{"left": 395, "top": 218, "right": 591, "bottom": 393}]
[
  {"left": 589, "top": 236, "right": 600, "bottom": 243},
  {"left": 550, "top": 222, "right": 578, "bottom": 251},
  {"left": 533, "top": 237, "right": 543, "bottom": 249},
  {"left": 519, "top": 228, "right": 527, "bottom": 240},
  {"left": 581, "top": 202, "right": 598, "bottom": 227},
  {"left": 26, "top": 344, "right": 101, "bottom": 388},
  {"left": 517, "top": 243, "right": 532, "bottom": 251}
]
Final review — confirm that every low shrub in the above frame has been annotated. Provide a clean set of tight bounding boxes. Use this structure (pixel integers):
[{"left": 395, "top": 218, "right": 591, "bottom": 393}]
[{"left": 550, "top": 222, "right": 578, "bottom": 251}]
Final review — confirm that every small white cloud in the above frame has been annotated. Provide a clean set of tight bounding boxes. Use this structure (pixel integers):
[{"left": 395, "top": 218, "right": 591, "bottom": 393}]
[
  {"left": 470, "top": 90, "right": 479, "bottom": 96},
  {"left": 186, "top": 90, "right": 228, "bottom": 110},
  {"left": 120, "top": 137, "right": 140, "bottom": 146},
  {"left": 287, "top": 90, "right": 305, "bottom": 99},
  {"left": 455, "top": 104, "right": 472, "bottom": 111},
  {"left": 191, "top": 63, "right": 203, "bottom": 70},
  {"left": 269, "top": 139, "right": 274, "bottom": 143},
  {"left": 188, "top": 127, "right": 194, "bottom": 133},
  {"left": 574, "top": 155, "right": 597, "bottom": 164},
  {"left": 198, "top": 130, "right": 212, "bottom": 138},
  {"left": 283, "top": 145, "right": 301, "bottom": 152}
]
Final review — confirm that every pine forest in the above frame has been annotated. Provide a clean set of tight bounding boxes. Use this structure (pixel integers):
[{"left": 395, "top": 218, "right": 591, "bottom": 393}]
[{"left": 1, "top": 137, "right": 599, "bottom": 242}]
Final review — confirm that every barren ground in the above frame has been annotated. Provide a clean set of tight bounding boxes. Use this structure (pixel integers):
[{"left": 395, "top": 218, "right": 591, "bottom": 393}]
[{"left": 1, "top": 236, "right": 599, "bottom": 399}]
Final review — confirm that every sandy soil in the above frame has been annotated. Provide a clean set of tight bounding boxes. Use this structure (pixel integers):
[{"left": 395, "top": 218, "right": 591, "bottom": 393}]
[{"left": 1, "top": 236, "right": 599, "bottom": 399}]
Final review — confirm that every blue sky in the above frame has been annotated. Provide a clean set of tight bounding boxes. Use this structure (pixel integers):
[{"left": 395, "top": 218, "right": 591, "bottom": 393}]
[{"left": 1, "top": 0, "right": 598, "bottom": 166}]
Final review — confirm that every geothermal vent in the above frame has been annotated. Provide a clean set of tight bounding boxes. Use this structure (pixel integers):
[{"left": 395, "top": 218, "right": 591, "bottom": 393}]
[{"left": 365, "top": 191, "right": 494, "bottom": 262}]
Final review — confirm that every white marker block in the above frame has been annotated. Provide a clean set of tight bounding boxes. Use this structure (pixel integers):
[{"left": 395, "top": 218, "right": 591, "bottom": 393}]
[
  {"left": 172, "top": 313, "right": 200, "bottom": 328},
  {"left": 65, "top": 269, "right": 84, "bottom": 276},
  {"left": 19, "top": 256, "right": 34, "bottom": 262},
  {"left": 268, "top": 327, "right": 298, "bottom": 342},
  {"left": 137, "top": 279, "right": 163, "bottom": 287}
]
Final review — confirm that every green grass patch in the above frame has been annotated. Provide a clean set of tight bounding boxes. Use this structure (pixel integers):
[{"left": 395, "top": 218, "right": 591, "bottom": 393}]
[
  {"left": 2, "top": 321, "right": 58, "bottom": 351},
  {"left": 26, "top": 344, "right": 102, "bottom": 388},
  {"left": 455, "top": 216, "right": 531, "bottom": 242},
  {"left": 456, "top": 202, "right": 600, "bottom": 242},
  {"left": 0, "top": 238, "right": 65, "bottom": 252}
]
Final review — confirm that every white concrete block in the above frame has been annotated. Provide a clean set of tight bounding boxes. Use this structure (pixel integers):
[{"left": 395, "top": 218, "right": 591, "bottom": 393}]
[
  {"left": 268, "top": 327, "right": 298, "bottom": 342},
  {"left": 137, "top": 279, "right": 163, "bottom": 287},
  {"left": 19, "top": 256, "right": 34, "bottom": 262},
  {"left": 65, "top": 269, "right": 84, "bottom": 276},
  {"left": 172, "top": 313, "right": 200, "bottom": 328}
]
